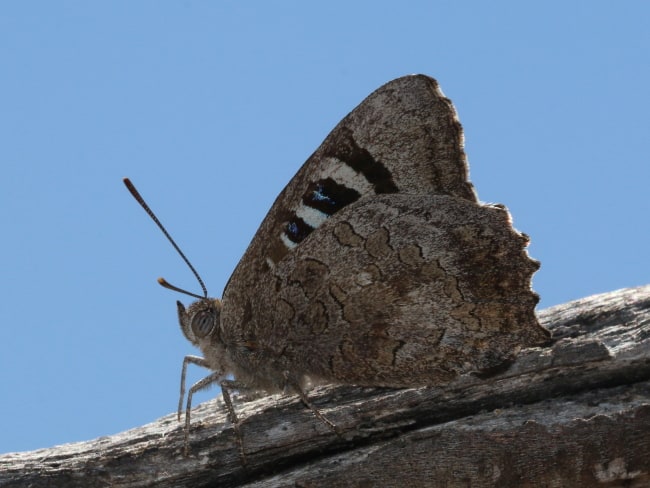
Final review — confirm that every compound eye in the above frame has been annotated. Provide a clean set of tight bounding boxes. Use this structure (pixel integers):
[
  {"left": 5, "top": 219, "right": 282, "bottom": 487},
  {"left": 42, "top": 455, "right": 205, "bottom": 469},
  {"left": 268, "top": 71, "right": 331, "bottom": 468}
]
[{"left": 191, "top": 310, "right": 215, "bottom": 338}]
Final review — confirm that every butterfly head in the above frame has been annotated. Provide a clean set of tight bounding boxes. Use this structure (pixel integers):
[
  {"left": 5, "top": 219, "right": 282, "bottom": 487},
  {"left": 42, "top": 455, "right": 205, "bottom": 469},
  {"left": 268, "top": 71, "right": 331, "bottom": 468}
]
[
  {"left": 153, "top": 276, "right": 221, "bottom": 347},
  {"left": 176, "top": 298, "right": 222, "bottom": 346}
]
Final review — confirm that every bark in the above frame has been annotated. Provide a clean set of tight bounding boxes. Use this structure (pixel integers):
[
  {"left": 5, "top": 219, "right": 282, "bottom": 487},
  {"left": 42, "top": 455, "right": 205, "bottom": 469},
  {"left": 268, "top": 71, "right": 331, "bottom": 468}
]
[{"left": 1, "top": 285, "right": 649, "bottom": 488}]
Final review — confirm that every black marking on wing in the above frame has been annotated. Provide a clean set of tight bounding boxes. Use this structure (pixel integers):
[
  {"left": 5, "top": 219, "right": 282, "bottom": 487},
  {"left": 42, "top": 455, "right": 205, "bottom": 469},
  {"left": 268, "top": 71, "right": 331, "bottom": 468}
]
[
  {"left": 285, "top": 216, "right": 314, "bottom": 244},
  {"left": 324, "top": 127, "right": 398, "bottom": 194},
  {"left": 303, "top": 178, "right": 361, "bottom": 215},
  {"left": 273, "top": 130, "right": 399, "bottom": 263}
]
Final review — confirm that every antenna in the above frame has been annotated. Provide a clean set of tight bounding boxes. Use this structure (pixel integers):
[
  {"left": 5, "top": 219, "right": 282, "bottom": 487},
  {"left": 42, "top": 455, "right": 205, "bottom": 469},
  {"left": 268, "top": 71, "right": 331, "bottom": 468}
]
[{"left": 123, "top": 177, "right": 208, "bottom": 299}]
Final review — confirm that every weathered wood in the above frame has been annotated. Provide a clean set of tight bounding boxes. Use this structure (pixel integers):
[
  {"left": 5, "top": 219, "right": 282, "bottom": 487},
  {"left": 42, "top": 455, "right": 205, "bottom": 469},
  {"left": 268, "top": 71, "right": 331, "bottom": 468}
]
[{"left": 1, "top": 285, "right": 649, "bottom": 487}]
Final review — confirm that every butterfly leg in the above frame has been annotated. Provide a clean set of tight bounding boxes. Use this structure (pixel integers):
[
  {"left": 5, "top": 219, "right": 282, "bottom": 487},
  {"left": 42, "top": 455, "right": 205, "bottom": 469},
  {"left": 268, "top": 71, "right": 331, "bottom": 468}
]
[
  {"left": 220, "top": 379, "right": 251, "bottom": 466},
  {"left": 182, "top": 371, "right": 223, "bottom": 456},
  {"left": 178, "top": 355, "right": 211, "bottom": 422},
  {"left": 283, "top": 372, "right": 340, "bottom": 435}
]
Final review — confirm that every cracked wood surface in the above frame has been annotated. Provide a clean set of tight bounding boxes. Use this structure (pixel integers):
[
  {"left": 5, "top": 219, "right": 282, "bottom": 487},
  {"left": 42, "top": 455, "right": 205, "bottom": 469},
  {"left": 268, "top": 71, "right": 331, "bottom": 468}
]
[{"left": 1, "top": 285, "right": 649, "bottom": 487}]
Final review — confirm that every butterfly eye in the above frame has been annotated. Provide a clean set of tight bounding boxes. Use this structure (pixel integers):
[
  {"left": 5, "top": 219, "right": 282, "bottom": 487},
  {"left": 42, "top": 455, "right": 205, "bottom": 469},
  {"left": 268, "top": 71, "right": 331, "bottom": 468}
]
[{"left": 191, "top": 310, "right": 215, "bottom": 338}]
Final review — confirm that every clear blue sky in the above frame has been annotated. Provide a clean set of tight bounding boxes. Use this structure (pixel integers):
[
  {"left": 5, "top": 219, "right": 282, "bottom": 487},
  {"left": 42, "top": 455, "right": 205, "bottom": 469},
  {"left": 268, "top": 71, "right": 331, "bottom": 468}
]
[{"left": 1, "top": 2, "right": 648, "bottom": 454}]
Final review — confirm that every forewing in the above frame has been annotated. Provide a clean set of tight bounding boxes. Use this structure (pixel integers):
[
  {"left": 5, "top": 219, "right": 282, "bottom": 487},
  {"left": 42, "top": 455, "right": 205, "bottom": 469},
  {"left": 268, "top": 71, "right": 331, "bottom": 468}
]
[{"left": 225, "top": 74, "right": 476, "bottom": 300}]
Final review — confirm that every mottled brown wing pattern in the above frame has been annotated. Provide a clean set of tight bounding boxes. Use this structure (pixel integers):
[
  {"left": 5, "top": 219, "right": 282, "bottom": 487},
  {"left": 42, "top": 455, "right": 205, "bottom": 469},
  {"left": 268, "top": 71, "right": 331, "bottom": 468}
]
[
  {"left": 226, "top": 75, "right": 477, "bottom": 285},
  {"left": 217, "top": 75, "right": 548, "bottom": 392},
  {"left": 224, "top": 195, "right": 547, "bottom": 389}
]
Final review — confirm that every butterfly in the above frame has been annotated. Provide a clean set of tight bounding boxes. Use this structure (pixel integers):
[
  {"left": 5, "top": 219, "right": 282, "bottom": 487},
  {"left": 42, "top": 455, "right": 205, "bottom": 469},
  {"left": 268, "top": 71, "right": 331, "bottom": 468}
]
[{"left": 125, "top": 74, "right": 550, "bottom": 459}]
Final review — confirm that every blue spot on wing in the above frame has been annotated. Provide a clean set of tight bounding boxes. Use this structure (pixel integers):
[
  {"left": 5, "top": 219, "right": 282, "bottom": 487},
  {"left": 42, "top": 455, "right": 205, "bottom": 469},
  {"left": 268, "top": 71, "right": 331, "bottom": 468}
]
[
  {"left": 312, "top": 184, "right": 335, "bottom": 203},
  {"left": 285, "top": 217, "right": 313, "bottom": 243},
  {"left": 303, "top": 178, "right": 360, "bottom": 215}
]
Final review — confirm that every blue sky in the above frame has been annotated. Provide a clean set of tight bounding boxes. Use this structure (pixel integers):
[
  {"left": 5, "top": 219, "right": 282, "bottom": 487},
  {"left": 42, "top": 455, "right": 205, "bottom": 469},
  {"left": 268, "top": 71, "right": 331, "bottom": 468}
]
[{"left": 1, "top": 2, "right": 648, "bottom": 454}]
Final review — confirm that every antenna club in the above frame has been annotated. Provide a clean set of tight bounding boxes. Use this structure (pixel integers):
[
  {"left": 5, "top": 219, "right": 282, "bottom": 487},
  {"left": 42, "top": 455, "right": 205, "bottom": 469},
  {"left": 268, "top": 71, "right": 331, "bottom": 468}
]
[
  {"left": 158, "top": 276, "right": 207, "bottom": 300},
  {"left": 123, "top": 178, "right": 137, "bottom": 195}
]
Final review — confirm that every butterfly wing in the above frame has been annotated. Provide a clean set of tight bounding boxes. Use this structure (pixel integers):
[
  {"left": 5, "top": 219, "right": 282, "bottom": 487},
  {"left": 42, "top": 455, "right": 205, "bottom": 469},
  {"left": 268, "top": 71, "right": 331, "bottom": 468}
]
[
  {"left": 219, "top": 75, "right": 547, "bottom": 390},
  {"left": 228, "top": 75, "right": 476, "bottom": 280},
  {"left": 232, "top": 194, "right": 548, "bottom": 387}
]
